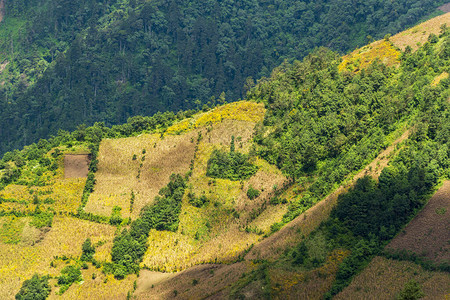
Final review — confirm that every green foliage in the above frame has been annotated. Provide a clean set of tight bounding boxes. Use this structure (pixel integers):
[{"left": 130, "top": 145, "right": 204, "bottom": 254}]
[
  {"left": 81, "top": 238, "right": 95, "bottom": 262},
  {"left": 31, "top": 212, "right": 53, "bottom": 228},
  {"left": 109, "top": 173, "right": 186, "bottom": 278},
  {"left": 397, "top": 279, "right": 425, "bottom": 300},
  {"left": 206, "top": 149, "right": 258, "bottom": 181},
  {"left": 57, "top": 265, "right": 82, "bottom": 294},
  {"left": 15, "top": 274, "right": 51, "bottom": 300},
  {"left": 247, "top": 186, "right": 261, "bottom": 200},
  {"left": 188, "top": 192, "right": 209, "bottom": 208},
  {"left": 109, "top": 206, "right": 123, "bottom": 226}
]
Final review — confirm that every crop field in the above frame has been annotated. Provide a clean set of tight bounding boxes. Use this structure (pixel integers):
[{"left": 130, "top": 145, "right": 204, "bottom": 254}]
[
  {"left": 386, "top": 180, "right": 450, "bottom": 263},
  {"left": 336, "top": 256, "right": 450, "bottom": 299},
  {"left": 47, "top": 272, "right": 137, "bottom": 300},
  {"left": 391, "top": 12, "right": 450, "bottom": 51},
  {"left": 84, "top": 131, "right": 196, "bottom": 219},
  {"left": 0, "top": 216, "right": 116, "bottom": 299}
]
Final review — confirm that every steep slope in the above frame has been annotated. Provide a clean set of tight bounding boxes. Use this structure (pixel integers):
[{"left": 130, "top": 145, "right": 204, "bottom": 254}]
[
  {"left": 1, "top": 13, "right": 449, "bottom": 300},
  {"left": 0, "top": 0, "right": 447, "bottom": 155}
]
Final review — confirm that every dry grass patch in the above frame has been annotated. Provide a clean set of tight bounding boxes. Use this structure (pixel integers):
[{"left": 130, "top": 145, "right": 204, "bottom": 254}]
[
  {"left": 391, "top": 12, "right": 450, "bottom": 51},
  {"left": 136, "top": 262, "right": 252, "bottom": 300},
  {"left": 0, "top": 216, "right": 116, "bottom": 299},
  {"left": 339, "top": 40, "right": 401, "bottom": 73},
  {"left": 336, "top": 256, "right": 450, "bottom": 300},
  {"left": 47, "top": 271, "right": 136, "bottom": 300},
  {"left": 85, "top": 131, "right": 196, "bottom": 219},
  {"left": 386, "top": 180, "right": 450, "bottom": 263}
]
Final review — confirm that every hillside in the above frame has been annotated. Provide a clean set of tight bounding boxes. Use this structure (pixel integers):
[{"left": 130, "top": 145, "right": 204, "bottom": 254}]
[
  {"left": 0, "top": 0, "right": 447, "bottom": 155},
  {"left": 1, "top": 13, "right": 450, "bottom": 300}
]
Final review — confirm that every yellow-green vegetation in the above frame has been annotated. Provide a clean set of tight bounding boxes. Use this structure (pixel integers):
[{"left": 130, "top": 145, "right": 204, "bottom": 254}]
[
  {"left": 336, "top": 256, "right": 450, "bottom": 299},
  {"left": 431, "top": 71, "right": 449, "bottom": 86},
  {"left": 339, "top": 40, "right": 401, "bottom": 72},
  {"left": 164, "top": 101, "right": 265, "bottom": 136},
  {"left": 193, "top": 101, "right": 265, "bottom": 127},
  {"left": 269, "top": 249, "right": 350, "bottom": 299},
  {"left": 139, "top": 106, "right": 286, "bottom": 272},
  {"left": 0, "top": 173, "right": 86, "bottom": 216},
  {"left": 0, "top": 216, "right": 26, "bottom": 244},
  {"left": 0, "top": 216, "right": 117, "bottom": 299}
]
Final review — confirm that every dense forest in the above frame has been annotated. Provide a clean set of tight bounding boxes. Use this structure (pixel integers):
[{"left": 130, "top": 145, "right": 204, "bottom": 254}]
[{"left": 0, "top": 0, "right": 446, "bottom": 154}]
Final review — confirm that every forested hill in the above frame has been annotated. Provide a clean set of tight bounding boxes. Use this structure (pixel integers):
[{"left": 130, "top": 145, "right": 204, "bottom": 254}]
[{"left": 0, "top": 0, "right": 446, "bottom": 154}]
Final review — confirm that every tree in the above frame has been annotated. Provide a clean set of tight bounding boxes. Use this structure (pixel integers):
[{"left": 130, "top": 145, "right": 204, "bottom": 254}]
[
  {"left": 81, "top": 238, "right": 95, "bottom": 261},
  {"left": 397, "top": 279, "right": 425, "bottom": 300},
  {"left": 16, "top": 274, "right": 51, "bottom": 300}
]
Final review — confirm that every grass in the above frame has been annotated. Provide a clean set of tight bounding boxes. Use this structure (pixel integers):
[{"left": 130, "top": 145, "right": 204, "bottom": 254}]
[
  {"left": 336, "top": 256, "right": 450, "bottom": 299},
  {"left": 0, "top": 216, "right": 26, "bottom": 244},
  {"left": 269, "top": 249, "right": 350, "bottom": 299},
  {"left": 390, "top": 12, "right": 450, "bottom": 51},
  {"left": 84, "top": 131, "right": 196, "bottom": 219},
  {"left": 0, "top": 155, "right": 86, "bottom": 215},
  {"left": 339, "top": 40, "right": 401, "bottom": 73}
]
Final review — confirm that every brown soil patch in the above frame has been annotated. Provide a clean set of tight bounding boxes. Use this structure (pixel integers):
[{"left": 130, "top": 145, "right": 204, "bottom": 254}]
[
  {"left": 386, "top": 180, "right": 450, "bottom": 263},
  {"left": 64, "top": 154, "right": 89, "bottom": 178},
  {"left": 391, "top": 12, "right": 450, "bottom": 51},
  {"left": 245, "top": 130, "right": 409, "bottom": 261},
  {"left": 439, "top": 3, "right": 450, "bottom": 13},
  {"left": 336, "top": 256, "right": 450, "bottom": 300}
]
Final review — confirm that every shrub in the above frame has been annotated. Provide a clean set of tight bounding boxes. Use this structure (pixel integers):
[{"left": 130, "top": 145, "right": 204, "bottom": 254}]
[
  {"left": 16, "top": 274, "right": 51, "bottom": 300},
  {"left": 81, "top": 238, "right": 95, "bottom": 261},
  {"left": 247, "top": 186, "right": 261, "bottom": 200},
  {"left": 206, "top": 149, "right": 258, "bottom": 181},
  {"left": 110, "top": 206, "right": 123, "bottom": 226},
  {"left": 31, "top": 212, "right": 53, "bottom": 228}
]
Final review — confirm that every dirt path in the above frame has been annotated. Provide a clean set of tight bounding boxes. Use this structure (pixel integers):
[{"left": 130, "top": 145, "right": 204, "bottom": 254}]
[
  {"left": 64, "top": 154, "right": 89, "bottom": 178},
  {"left": 386, "top": 180, "right": 450, "bottom": 263}
]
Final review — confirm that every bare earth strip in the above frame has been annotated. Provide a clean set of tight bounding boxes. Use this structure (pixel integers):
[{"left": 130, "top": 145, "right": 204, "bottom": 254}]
[
  {"left": 336, "top": 256, "right": 450, "bottom": 300},
  {"left": 386, "top": 180, "right": 450, "bottom": 263},
  {"left": 64, "top": 155, "right": 89, "bottom": 178}
]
